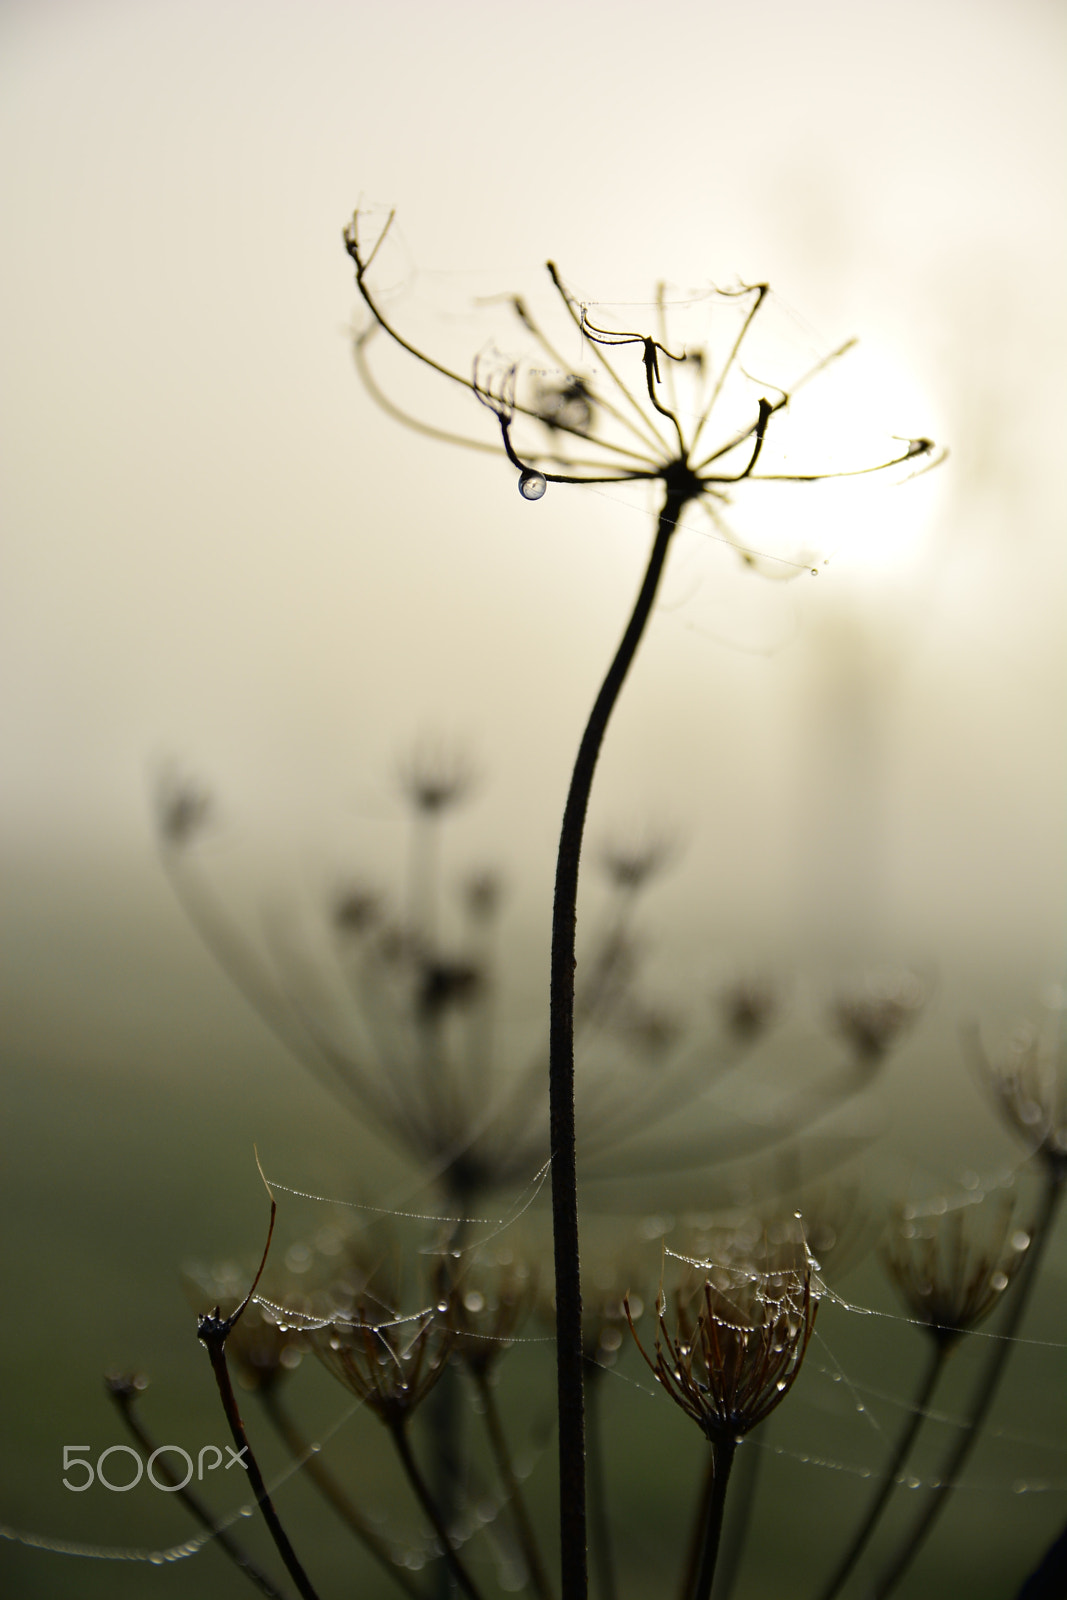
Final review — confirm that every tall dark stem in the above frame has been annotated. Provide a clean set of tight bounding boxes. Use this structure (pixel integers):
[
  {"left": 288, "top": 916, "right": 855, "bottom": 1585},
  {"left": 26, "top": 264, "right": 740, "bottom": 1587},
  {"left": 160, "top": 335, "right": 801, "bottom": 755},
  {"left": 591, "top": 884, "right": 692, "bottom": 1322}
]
[
  {"left": 549, "top": 487, "right": 685, "bottom": 1599},
  {"left": 814, "top": 1336, "right": 948, "bottom": 1600},
  {"left": 692, "top": 1438, "right": 738, "bottom": 1600},
  {"left": 871, "top": 1167, "right": 1065, "bottom": 1598}
]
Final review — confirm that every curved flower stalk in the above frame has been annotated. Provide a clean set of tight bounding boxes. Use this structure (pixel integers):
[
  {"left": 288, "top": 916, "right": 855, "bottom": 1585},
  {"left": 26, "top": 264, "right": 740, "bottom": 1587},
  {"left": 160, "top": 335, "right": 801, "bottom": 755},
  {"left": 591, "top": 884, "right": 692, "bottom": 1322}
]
[{"left": 626, "top": 1229, "right": 819, "bottom": 1600}]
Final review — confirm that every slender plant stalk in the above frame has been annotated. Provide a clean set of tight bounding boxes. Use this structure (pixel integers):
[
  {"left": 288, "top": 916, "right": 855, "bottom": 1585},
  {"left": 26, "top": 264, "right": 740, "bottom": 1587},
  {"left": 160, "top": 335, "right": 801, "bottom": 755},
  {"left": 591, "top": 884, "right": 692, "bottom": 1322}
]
[
  {"left": 692, "top": 1438, "right": 738, "bottom": 1600},
  {"left": 710, "top": 1434, "right": 761, "bottom": 1600},
  {"left": 870, "top": 1168, "right": 1065, "bottom": 1598},
  {"left": 550, "top": 486, "right": 687, "bottom": 1599},
  {"left": 259, "top": 1383, "right": 427, "bottom": 1600},
  {"left": 389, "top": 1422, "right": 486, "bottom": 1600},
  {"left": 199, "top": 1325, "right": 320, "bottom": 1600},
  {"left": 107, "top": 1379, "right": 289, "bottom": 1600},
  {"left": 680, "top": 1455, "right": 716, "bottom": 1600},
  {"left": 585, "top": 1369, "right": 618, "bottom": 1600},
  {"left": 474, "top": 1369, "right": 555, "bottom": 1600},
  {"left": 815, "top": 1337, "right": 949, "bottom": 1600}
]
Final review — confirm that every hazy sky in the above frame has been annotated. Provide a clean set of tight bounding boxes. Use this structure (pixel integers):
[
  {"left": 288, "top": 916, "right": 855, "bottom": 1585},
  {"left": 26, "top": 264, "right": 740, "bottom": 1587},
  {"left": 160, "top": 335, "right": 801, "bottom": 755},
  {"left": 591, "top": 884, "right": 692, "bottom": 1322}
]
[{"left": 2, "top": 0, "right": 1064, "bottom": 996}]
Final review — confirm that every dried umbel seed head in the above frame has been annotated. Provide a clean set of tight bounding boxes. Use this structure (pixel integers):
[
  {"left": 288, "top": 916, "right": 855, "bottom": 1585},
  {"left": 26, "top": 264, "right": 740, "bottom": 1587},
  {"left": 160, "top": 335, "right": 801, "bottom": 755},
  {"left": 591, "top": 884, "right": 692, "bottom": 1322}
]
[
  {"left": 462, "top": 869, "right": 504, "bottom": 923},
  {"left": 882, "top": 1190, "right": 1035, "bottom": 1349},
  {"left": 598, "top": 828, "right": 675, "bottom": 894},
  {"left": 720, "top": 976, "right": 779, "bottom": 1043},
  {"left": 345, "top": 207, "right": 938, "bottom": 559},
  {"left": 332, "top": 885, "right": 381, "bottom": 937},
  {"left": 831, "top": 969, "right": 928, "bottom": 1063},
  {"left": 312, "top": 1302, "right": 453, "bottom": 1428},
  {"left": 966, "top": 1019, "right": 1067, "bottom": 1176},
  {"left": 627, "top": 1235, "right": 819, "bottom": 1443},
  {"left": 416, "top": 957, "right": 483, "bottom": 1019},
  {"left": 398, "top": 739, "right": 475, "bottom": 816},
  {"left": 105, "top": 1370, "right": 150, "bottom": 1403},
  {"left": 156, "top": 772, "right": 212, "bottom": 849},
  {"left": 531, "top": 371, "right": 595, "bottom": 435}
]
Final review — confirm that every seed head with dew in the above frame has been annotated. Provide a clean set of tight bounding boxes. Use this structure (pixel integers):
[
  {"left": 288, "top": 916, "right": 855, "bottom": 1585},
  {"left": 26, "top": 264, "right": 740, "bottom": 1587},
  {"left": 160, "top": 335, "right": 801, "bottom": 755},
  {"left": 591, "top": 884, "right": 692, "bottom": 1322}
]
[
  {"left": 344, "top": 208, "right": 939, "bottom": 568},
  {"left": 625, "top": 1222, "right": 820, "bottom": 1445},
  {"left": 881, "top": 1185, "right": 1036, "bottom": 1350}
]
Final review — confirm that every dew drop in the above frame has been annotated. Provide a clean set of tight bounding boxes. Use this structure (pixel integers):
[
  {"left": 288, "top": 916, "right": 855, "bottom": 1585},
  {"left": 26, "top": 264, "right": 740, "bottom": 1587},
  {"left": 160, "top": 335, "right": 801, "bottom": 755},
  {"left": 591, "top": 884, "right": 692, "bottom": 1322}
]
[
  {"left": 1011, "top": 1230, "right": 1031, "bottom": 1252},
  {"left": 149, "top": 1554, "right": 165, "bottom": 1566},
  {"left": 991, "top": 1271, "right": 1009, "bottom": 1292},
  {"left": 810, "top": 568, "right": 818, "bottom": 577},
  {"left": 518, "top": 469, "right": 547, "bottom": 501}
]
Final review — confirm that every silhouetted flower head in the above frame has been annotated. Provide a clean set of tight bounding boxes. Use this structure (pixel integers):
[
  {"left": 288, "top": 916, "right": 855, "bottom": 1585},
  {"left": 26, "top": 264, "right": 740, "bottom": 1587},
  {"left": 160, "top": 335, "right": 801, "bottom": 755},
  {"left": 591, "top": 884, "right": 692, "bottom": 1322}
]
[
  {"left": 881, "top": 1187, "right": 1034, "bottom": 1349},
  {"left": 156, "top": 771, "right": 212, "bottom": 849},
  {"left": 719, "top": 975, "right": 779, "bottom": 1043},
  {"left": 831, "top": 968, "right": 928, "bottom": 1064},
  {"left": 312, "top": 1300, "right": 453, "bottom": 1428},
  {"left": 344, "top": 209, "right": 937, "bottom": 567},
  {"left": 626, "top": 1227, "right": 819, "bottom": 1442},
  {"left": 967, "top": 1017, "right": 1067, "bottom": 1178},
  {"left": 398, "top": 737, "right": 476, "bottom": 816}
]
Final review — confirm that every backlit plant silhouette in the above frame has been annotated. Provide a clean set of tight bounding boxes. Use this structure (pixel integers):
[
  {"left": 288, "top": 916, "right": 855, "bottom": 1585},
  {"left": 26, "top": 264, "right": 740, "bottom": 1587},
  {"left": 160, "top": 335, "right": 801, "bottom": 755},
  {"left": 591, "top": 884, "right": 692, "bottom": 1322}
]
[
  {"left": 341, "top": 208, "right": 943, "bottom": 1600},
  {"left": 17, "top": 212, "right": 1064, "bottom": 1600}
]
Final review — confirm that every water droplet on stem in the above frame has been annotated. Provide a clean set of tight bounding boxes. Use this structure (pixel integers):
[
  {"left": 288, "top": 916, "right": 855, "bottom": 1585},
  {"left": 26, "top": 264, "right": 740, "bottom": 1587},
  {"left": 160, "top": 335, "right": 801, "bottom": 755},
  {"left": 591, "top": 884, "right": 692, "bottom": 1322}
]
[{"left": 518, "top": 469, "right": 547, "bottom": 501}]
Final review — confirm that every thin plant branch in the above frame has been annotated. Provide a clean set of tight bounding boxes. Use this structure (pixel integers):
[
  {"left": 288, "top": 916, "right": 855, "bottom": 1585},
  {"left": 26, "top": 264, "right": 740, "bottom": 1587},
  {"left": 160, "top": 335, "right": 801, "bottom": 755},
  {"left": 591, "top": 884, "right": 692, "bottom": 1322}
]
[
  {"left": 106, "top": 1376, "right": 290, "bottom": 1600},
  {"left": 197, "top": 1171, "right": 321, "bottom": 1600},
  {"left": 258, "top": 1383, "right": 427, "bottom": 1600},
  {"left": 388, "top": 1422, "right": 487, "bottom": 1600}
]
